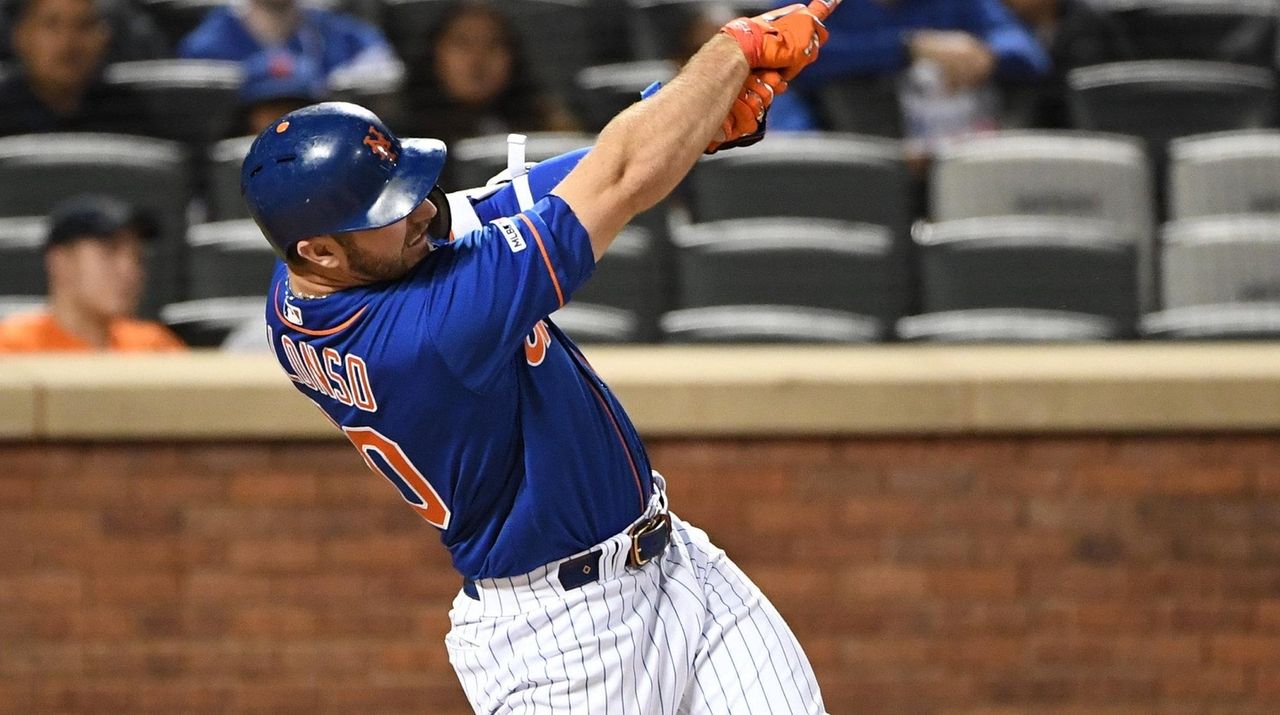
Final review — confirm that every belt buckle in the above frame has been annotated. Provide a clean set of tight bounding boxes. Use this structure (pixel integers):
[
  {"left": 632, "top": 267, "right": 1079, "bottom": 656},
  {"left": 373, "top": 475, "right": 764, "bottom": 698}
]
[{"left": 628, "top": 512, "right": 670, "bottom": 568}]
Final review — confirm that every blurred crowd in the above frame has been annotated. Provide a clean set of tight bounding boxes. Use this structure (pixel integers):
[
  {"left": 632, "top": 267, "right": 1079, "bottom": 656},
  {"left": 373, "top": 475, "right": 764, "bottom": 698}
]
[
  {"left": 0, "top": 0, "right": 580, "bottom": 144},
  {"left": 0, "top": 0, "right": 1146, "bottom": 152},
  {"left": 1, "top": 0, "right": 1278, "bottom": 350}
]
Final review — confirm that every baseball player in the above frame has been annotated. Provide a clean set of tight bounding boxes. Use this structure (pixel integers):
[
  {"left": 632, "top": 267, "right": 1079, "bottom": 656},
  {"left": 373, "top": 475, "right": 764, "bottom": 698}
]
[{"left": 243, "top": 3, "right": 838, "bottom": 711}]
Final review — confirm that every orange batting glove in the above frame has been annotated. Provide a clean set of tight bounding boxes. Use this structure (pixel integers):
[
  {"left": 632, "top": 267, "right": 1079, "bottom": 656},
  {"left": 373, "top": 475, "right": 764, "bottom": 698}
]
[
  {"left": 720, "top": 0, "right": 833, "bottom": 81},
  {"left": 706, "top": 70, "right": 788, "bottom": 154}
]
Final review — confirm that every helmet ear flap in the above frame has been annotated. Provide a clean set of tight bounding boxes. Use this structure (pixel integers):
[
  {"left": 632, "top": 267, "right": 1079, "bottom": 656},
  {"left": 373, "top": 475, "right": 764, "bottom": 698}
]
[{"left": 426, "top": 185, "right": 452, "bottom": 246}]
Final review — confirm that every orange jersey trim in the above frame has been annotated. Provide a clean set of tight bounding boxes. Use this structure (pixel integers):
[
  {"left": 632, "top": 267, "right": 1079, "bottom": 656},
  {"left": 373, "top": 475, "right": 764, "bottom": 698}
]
[
  {"left": 516, "top": 213, "right": 565, "bottom": 308},
  {"left": 272, "top": 283, "right": 367, "bottom": 337}
]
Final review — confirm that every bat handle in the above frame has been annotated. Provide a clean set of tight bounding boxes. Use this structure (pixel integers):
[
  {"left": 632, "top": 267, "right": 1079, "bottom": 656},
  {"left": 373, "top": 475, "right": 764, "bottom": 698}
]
[{"left": 807, "top": 0, "right": 841, "bottom": 21}]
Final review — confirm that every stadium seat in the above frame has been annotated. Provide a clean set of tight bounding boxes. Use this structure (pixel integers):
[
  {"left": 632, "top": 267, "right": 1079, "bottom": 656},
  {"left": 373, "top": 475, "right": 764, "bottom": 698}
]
[
  {"left": 932, "top": 131, "right": 1153, "bottom": 231},
  {"left": 380, "top": 0, "right": 451, "bottom": 62},
  {"left": 551, "top": 303, "right": 644, "bottom": 343},
  {"left": 624, "top": 0, "right": 774, "bottom": 60},
  {"left": 206, "top": 136, "right": 255, "bottom": 221},
  {"left": 899, "top": 216, "right": 1139, "bottom": 342},
  {"left": 186, "top": 220, "right": 277, "bottom": 300},
  {"left": 931, "top": 131, "right": 1156, "bottom": 309},
  {"left": 625, "top": 0, "right": 713, "bottom": 61},
  {"left": 1169, "top": 131, "right": 1280, "bottom": 219},
  {"left": 662, "top": 217, "right": 907, "bottom": 342},
  {"left": 686, "top": 133, "right": 913, "bottom": 244},
  {"left": 1067, "top": 61, "right": 1276, "bottom": 160},
  {"left": 0, "top": 133, "right": 190, "bottom": 313},
  {"left": 160, "top": 296, "right": 265, "bottom": 348},
  {"left": 575, "top": 60, "right": 676, "bottom": 131},
  {"left": 1141, "top": 216, "right": 1280, "bottom": 339},
  {"left": 0, "top": 217, "right": 48, "bottom": 297},
  {"left": 569, "top": 224, "right": 665, "bottom": 341},
  {"left": 328, "top": 64, "right": 407, "bottom": 129},
  {"left": 103, "top": 60, "right": 243, "bottom": 147},
  {"left": 815, "top": 75, "right": 904, "bottom": 138},
  {"left": 0, "top": 296, "right": 44, "bottom": 320},
  {"left": 586, "top": 0, "right": 636, "bottom": 65},
  {"left": 661, "top": 306, "right": 882, "bottom": 343},
  {"left": 1090, "top": 0, "right": 1278, "bottom": 67},
  {"left": 508, "top": 0, "right": 597, "bottom": 100},
  {"left": 449, "top": 131, "right": 595, "bottom": 189}
]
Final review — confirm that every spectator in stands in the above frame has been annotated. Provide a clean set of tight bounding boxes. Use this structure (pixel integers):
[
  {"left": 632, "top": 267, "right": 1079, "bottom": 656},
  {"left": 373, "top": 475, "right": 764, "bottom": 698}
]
[
  {"left": 0, "top": 195, "right": 185, "bottom": 352},
  {"left": 0, "top": 0, "right": 168, "bottom": 64},
  {"left": 236, "top": 49, "right": 327, "bottom": 136},
  {"left": 178, "top": 0, "right": 400, "bottom": 86},
  {"left": 794, "top": 0, "right": 1051, "bottom": 159},
  {"left": 403, "top": 1, "right": 577, "bottom": 160},
  {"left": 803, "top": 0, "right": 1050, "bottom": 87},
  {"left": 1002, "top": 0, "right": 1133, "bottom": 128},
  {"left": 0, "top": 0, "right": 154, "bottom": 135}
]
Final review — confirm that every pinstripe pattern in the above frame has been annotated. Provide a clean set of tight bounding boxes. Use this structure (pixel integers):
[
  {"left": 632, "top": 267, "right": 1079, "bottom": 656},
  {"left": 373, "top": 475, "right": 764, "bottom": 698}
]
[{"left": 446, "top": 475, "right": 827, "bottom": 714}]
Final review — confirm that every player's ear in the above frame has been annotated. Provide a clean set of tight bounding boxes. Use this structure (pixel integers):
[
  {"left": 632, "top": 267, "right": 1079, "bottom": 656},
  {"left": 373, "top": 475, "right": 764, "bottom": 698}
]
[{"left": 294, "top": 236, "right": 343, "bottom": 270}]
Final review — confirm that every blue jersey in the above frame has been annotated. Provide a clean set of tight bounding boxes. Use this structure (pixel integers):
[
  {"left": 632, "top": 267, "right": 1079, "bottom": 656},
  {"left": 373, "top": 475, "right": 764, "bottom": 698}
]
[{"left": 264, "top": 169, "right": 654, "bottom": 579}]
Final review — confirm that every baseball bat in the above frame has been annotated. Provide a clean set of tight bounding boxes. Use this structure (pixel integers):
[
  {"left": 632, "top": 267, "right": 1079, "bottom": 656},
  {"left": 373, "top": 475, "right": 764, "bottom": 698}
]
[{"left": 808, "top": 0, "right": 842, "bottom": 21}]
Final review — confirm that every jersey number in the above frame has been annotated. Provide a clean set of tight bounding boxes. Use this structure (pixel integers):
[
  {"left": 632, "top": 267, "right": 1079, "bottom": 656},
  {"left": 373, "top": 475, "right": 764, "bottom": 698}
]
[{"left": 344, "top": 426, "right": 451, "bottom": 529}]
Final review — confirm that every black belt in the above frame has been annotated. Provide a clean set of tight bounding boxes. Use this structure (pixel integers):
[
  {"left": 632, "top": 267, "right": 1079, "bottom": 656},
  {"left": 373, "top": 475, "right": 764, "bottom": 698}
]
[{"left": 463, "top": 512, "right": 671, "bottom": 600}]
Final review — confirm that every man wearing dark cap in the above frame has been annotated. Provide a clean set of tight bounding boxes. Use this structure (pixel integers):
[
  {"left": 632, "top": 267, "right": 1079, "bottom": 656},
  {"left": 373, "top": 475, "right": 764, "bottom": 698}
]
[{"left": 0, "top": 195, "right": 185, "bottom": 352}]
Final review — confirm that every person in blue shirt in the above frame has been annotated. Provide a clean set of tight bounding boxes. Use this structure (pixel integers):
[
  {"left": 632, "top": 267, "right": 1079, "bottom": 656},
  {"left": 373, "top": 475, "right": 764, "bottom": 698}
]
[
  {"left": 178, "top": 0, "right": 400, "bottom": 84},
  {"left": 782, "top": 0, "right": 1049, "bottom": 141},
  {"left": 800, "top": 0, "right": 1051, "bottom": 89},
  {"left": 240, "top": 3, "right": 837, "bottom": 711}
]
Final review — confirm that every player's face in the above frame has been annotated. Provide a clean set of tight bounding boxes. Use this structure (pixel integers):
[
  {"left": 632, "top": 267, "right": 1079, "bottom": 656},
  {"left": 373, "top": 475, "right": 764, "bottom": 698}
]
[
  {"left": 50, "top": 230, "right": 146, "bottom": 321},
  {"left": 335, "top": 198, "right": 438, "bottom": 282},
  {"left": 434, "top": 10, "right": 514, "bottom": 106},
  {"left": 13, "top": 0, "right": 109, "bottom": 92}
]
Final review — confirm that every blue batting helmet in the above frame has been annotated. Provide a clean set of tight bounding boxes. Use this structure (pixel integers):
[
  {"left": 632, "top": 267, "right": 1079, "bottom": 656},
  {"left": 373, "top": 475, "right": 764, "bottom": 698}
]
[{"left": 240, "top": 101, "right": 449, "bottom": 257}]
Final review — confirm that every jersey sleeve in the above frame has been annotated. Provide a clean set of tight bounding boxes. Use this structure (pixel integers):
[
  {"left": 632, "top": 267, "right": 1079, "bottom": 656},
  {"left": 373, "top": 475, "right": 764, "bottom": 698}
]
[
  {"left": 473, "top": 148, "right": 591, "bottom": 225},
  {"left": 422, "top": 194, "right": 595, "bottom": 391}
]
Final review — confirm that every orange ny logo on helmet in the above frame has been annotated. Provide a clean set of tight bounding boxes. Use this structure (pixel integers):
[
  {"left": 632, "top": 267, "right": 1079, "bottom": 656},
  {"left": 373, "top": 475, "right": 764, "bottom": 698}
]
[{"left": 363, "top": 126, "right": 398, "bottom": 162}]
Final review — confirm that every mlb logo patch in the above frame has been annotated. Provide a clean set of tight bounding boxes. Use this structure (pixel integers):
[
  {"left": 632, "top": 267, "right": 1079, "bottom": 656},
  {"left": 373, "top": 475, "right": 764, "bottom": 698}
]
[
  {"left": 494, "top": 217, "right": 527, "bottom": 254},
  {"left": 285, "top": 301, "right": 303, "bottom": 325}
]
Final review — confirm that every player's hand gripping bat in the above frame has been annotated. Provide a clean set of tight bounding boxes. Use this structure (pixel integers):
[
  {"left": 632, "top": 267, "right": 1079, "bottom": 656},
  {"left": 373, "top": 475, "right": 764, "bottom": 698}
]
[{"left": 708, "top": 0, "right": 843, "bottom": 154}]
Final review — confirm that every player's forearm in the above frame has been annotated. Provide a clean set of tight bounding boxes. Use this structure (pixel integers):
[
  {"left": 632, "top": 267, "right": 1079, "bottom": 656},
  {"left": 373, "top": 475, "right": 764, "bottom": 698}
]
[
  {"left": 599, "top": 35, "right": 749, "bottom": 212},
  {"left": 555, "top": 35, "right": 749, "bottom": 255}
]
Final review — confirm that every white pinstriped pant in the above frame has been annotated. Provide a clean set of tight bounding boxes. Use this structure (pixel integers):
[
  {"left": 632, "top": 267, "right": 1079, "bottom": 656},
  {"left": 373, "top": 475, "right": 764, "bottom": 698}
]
[{"left": 446, "top": 476, "right": 827, "bottom": 714}]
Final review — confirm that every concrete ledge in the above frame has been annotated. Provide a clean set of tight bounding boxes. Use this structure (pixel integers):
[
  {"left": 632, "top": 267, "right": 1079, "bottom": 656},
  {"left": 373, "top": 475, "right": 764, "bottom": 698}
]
[
  {"left": 0, "top": 362, "right": 39, "bottom": 439},
  {"left": 3, "top": 344, "right": 1279, "bottom": 440}
]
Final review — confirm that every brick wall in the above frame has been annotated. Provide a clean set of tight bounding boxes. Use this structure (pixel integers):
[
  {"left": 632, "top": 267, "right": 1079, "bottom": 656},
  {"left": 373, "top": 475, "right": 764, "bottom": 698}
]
[{"left": 2, "top": 436, "right": 1279, "bottom": 714}]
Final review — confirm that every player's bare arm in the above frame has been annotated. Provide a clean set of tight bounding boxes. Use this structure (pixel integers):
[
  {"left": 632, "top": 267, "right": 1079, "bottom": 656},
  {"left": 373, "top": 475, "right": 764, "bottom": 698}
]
[
  {"left": 555, "top": 1, "right": 834, "bottom": 260},
  {"left": 553, "top": 35, "right": 749, "bottom": 259}
]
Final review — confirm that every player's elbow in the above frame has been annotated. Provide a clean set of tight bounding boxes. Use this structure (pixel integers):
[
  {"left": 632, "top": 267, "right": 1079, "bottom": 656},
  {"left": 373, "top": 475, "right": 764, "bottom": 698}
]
[
  {"left": 611, "top": 153, "right": 669, "bottom": 217},
  {"left": 593, "top": 120, "right": 666, "bottom": 216},
  {"left": 608, "top": 169, "right": 657, "bottom": 219}
]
